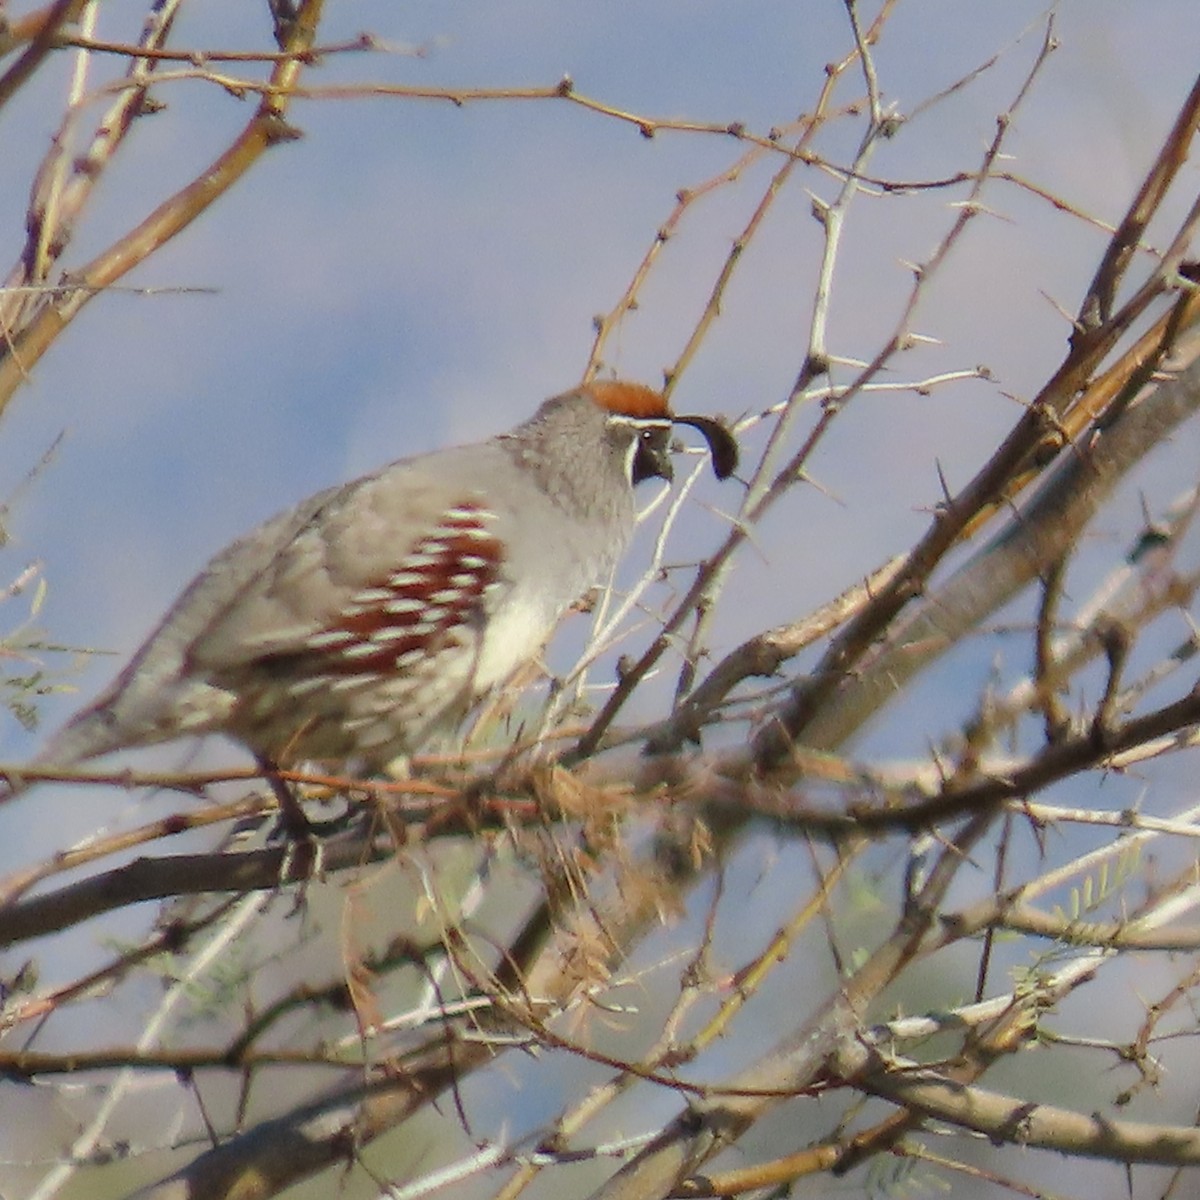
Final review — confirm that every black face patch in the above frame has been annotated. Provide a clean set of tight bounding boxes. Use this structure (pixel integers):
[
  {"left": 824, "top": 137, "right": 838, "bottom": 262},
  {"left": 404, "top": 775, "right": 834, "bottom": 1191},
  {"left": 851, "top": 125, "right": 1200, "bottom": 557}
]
[{"left": 630, "top": 424, "right": 674, "bottom": 484}]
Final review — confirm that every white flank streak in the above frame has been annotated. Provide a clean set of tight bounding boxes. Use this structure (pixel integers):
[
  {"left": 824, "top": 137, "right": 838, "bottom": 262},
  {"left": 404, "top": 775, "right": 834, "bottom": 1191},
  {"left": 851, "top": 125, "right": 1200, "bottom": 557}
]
[
  {"left": 402, "top": 552, "right": 442, "bottom": 570},
  {"left": 328, "top": 675, "right": 374, "bottom": 692},
  {"left": 341, "top": 642, "right": 383, "bottom": 659},
  {"left": 303, "top": 629, "right": 356, "bottom": 650},
  {"left": 350, "top": 587, "right": 395, "bottom": 605},
  {"left": 384, "top": 597, "right": 426, "bottom": 615},
  {"left": 371, "top": 625, "right": 420, "bottom": 643}
]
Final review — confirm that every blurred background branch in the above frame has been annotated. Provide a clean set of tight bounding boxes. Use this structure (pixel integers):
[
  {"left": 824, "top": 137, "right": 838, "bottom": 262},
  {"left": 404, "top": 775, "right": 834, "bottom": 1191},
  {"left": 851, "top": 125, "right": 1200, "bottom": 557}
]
[{"left": 3, "top": 4, "right": 1200, "bottom": 1200}]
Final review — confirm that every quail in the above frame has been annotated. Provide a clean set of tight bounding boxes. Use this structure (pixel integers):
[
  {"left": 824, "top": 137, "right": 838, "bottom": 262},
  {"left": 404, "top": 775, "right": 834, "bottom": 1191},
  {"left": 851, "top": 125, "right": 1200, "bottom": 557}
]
[{"left": 30, "top": 381, "right": 737, "bottom": 777}]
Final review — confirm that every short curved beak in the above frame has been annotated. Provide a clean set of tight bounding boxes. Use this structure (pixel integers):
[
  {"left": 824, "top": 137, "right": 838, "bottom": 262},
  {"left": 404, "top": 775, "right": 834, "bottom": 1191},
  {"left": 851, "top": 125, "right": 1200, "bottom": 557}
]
[{"left": 672, "top": 415, "right": 739, "bottom": 480}]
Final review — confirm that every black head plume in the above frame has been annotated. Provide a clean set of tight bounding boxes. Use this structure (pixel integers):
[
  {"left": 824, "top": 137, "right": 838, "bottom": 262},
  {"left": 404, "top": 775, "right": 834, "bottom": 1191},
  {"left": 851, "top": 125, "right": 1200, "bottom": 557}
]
[{"left": 671, "top": 414, "right": 739, "bottom": 480}]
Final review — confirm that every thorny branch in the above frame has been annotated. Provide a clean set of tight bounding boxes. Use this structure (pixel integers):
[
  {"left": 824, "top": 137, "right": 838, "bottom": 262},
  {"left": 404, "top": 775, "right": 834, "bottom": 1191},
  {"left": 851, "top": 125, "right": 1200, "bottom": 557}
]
[{"left": 4, "top": 6, "right": 1200, "bottom": 1200}]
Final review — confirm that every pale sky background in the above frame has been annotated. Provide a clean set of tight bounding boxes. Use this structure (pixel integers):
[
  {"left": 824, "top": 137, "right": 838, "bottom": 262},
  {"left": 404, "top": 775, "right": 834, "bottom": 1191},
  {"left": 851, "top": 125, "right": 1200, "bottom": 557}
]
[
  {"left": 2, "top": 4, "right": 1200, "bottom": 1194},
  {"left": 4, "top": 0, "right": 1196, "bottom": 765},
  {"left": 4, "top": 0, "right": 1200, "bottom": 969}
]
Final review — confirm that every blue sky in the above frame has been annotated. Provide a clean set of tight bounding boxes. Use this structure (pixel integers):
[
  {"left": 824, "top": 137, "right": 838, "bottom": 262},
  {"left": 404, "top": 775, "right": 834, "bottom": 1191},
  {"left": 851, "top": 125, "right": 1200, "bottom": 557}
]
[
  {"left": 4, "top": 5, "right": 1200, "bottom": 1194},
  {"left": 2, "top": 0, "right": 1198, "bottom": 775}
]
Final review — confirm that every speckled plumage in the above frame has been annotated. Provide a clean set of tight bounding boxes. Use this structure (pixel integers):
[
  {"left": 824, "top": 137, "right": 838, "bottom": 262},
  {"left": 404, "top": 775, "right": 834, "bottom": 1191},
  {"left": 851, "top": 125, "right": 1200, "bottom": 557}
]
[{"left": 34, "top": 381, "right": 737, "bottom": 772}]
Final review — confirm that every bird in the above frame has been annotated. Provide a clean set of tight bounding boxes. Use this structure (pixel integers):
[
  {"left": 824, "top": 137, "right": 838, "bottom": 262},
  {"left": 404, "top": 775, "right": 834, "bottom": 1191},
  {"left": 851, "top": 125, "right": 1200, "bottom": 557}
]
[{"left": 27, "top": 381, "right": 738, "bottom": 781}]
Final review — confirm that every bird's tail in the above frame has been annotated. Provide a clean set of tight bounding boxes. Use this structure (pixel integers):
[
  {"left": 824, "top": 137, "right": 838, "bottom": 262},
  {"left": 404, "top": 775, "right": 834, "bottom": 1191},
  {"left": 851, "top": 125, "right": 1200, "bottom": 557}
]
[
  {"left": 3, "top": 667, "right": 233, "bottom": 804},
  {"left": 34, "top": 703, "right": 134, "bottom": 771},
  {"left": 1, "top": 703, "right": 126, "bottom": 803}
]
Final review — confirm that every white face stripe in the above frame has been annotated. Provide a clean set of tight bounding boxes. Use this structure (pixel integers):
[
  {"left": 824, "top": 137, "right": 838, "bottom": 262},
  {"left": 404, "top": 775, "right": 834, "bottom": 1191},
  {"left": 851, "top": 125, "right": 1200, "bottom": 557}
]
[
  {"left": 607, "top": 414, "right": 674, "bottom": 484},
  {"left": 605, "top": 414, "right": 672, "bottom": 431},
  {"left": 623, "top": 435, "right": 640, "bottom": 481}
]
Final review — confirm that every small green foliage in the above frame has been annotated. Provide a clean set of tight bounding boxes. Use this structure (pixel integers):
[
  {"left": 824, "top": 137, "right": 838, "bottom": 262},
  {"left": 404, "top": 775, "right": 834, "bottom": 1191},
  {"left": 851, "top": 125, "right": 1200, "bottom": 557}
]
[
  {"left": 865, "top": 1147, "right": 951, "bottom": 1200},
  {"left": 2, "top": 565, "right": 115, "bottom": 735},
  {"left": 1052, "top": 842, "right": 1142, "bottom": 927}
]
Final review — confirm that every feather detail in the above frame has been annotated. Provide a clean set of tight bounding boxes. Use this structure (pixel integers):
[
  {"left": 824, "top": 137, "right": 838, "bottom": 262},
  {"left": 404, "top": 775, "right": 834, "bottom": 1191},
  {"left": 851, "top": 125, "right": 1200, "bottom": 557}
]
[{"left": 585, "top": 381, "right": 670, "bottom": 420}]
